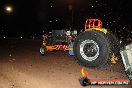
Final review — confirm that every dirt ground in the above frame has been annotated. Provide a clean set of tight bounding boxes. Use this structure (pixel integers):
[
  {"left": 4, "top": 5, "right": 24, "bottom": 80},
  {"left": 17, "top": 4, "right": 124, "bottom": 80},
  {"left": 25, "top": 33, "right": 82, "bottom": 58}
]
[{"left": 0, "top": 39, "right": 132, "bottom": 88}]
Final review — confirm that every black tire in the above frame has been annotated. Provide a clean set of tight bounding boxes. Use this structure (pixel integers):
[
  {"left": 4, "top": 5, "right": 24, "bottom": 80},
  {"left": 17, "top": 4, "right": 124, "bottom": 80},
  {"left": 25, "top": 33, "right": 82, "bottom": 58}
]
[
  {"left": 73, "top": 30, "right": 111, "bottom": 68},
  {"left": 40, "top": 46, "right": 47, "bottom": 56}
]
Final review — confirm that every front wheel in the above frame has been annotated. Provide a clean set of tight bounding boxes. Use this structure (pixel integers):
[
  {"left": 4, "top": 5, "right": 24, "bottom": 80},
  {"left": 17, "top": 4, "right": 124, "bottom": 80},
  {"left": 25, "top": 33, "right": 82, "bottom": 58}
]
[{"left": 40, "top": 46, "right": 47, "bottom": 56}]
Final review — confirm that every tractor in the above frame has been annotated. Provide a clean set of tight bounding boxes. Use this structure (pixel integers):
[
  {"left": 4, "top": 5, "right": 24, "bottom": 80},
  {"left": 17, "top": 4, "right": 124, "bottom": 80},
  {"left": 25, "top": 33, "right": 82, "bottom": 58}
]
[
  {"left": 40, "top": 19, "right": 132, "bottom": 79},
  {"left": 40, "top": 19, "right": 120, "bottom": 68}
]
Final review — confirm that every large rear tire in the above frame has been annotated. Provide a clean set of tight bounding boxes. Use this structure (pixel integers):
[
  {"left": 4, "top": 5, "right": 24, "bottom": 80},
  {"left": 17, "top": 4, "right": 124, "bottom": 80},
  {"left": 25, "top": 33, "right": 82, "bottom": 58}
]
[{"left": 73, "top": 30, "right": 111, "bottom": 67}]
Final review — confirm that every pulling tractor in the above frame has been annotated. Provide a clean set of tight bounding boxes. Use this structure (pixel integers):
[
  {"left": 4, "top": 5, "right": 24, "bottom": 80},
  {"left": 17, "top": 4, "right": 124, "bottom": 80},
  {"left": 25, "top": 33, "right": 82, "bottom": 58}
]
[
  {"left": 40, "top": 19, "right": 132, "bottom": 79},
  {"left": 40, "top": 19, "right": 120, "bottom": 68}
]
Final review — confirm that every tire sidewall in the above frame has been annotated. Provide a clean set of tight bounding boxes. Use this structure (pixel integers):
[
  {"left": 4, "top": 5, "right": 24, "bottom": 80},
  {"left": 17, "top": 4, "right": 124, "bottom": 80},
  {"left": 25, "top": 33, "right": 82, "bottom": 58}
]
[{"left": 74, "top": 30, "right": 110, "bottom": 67}]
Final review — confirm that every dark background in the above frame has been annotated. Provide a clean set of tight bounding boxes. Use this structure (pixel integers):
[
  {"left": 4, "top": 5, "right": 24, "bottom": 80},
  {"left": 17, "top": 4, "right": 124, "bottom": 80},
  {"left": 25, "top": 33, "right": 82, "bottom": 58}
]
[{"left": 0, "top": 0, "right": 132, "bottom": 43}]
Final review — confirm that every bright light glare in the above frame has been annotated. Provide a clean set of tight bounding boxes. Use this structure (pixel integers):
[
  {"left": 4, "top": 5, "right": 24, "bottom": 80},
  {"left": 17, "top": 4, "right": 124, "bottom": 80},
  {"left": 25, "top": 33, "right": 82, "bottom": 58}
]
[
  {"left": 5, "top": 5, "right": 13, "bottom": 13},
  {"left": 6, "top": 7, "right": 11, "bottom": 11}
]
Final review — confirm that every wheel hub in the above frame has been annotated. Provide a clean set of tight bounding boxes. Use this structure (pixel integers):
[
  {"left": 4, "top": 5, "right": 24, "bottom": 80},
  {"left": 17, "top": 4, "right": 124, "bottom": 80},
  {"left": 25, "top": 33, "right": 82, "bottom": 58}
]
[
  {"left": 80, "top": 40, "right": 99, "bottom": 61},
  {"left": 83, "top": 43, "right": 98, "bottom": 57}
]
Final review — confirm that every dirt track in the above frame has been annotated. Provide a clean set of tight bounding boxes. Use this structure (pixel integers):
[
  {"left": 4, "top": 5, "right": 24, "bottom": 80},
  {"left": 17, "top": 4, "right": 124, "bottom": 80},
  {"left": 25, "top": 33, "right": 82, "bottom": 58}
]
[{"left": 0, "top": 39, "right": 132, "bottom": 88}]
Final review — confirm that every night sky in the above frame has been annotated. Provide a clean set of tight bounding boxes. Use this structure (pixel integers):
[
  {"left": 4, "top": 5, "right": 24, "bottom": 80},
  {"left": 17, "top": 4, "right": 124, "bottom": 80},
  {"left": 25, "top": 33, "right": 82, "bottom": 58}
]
[{"left": 0, "top": 0, "right": 132, "bottom": 43}]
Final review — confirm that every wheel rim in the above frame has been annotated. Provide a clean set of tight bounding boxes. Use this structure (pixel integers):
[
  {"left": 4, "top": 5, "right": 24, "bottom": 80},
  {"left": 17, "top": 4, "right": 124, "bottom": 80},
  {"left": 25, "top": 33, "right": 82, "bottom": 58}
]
[
  {"left": 40, "top": 47, "right": 45, "bottom": 54},
  {"left": 80, "top": 40, "right": 99, "bottom": 61}
]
